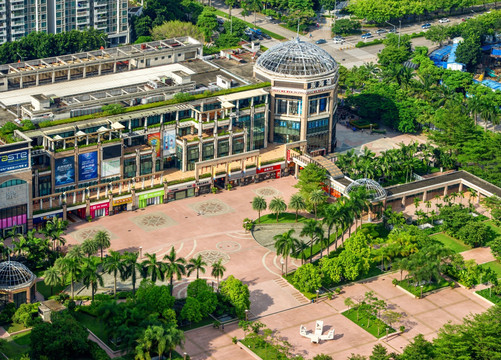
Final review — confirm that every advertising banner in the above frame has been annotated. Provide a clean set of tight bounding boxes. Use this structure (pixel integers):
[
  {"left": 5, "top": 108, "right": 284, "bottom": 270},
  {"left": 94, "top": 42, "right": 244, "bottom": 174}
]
[
  {"left": 148, "top": 133, "right": 161, "bottom": 157},
  {"left": 78, "top": 151, "right": 98, "bottom": 181},
  {"left": 0, "top": 150, "right": 29, "bottom": 174},
  {"left": 55, "top": 156, "right": 75, "bottom": 186},
  {"left": 101, "top": 159, "right": 121, "bottom": 178},
  {"left": 163, "top": 129, "right": 176, "bottom": 156}
]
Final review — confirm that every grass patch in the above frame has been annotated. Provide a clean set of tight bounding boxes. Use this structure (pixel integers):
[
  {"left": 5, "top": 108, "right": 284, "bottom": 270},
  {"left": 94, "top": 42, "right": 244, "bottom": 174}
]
[
  {"left": 179, "top": 316, "right": 215, "bottom": 331},
  {"left": 214, "top": 10, "right": 286, "bottom": 40},
  {"left": 6, "top": 322, "right": 29, "bottom": 334},
  {"left": 74, "top": 311, "right": 116, "bottom": 351},
  {"left": 397, "top": 278, "right": 450, "bottom": 297},
  {"left": 11, "top": 331, "right": 31, "bottom": 346},
  {"left": 485, "top": 220, "right": 501, "bottom": 238},
  {"left": 430, "top": 233, "right": 470, "bottom": 253},
  {"left": 476, "top": 288, "right": 501, "bottom": 305},
  {"left": 37, "top": 279, "right": 67, "bottom": 299},
  {"left": 342, "top": 308, "right": 395, "bottom": 338},
  {"left": 256, "top": 212, "right": 307, "bottom": 224},
  {"left": 241, "top": 337, "right": 288, "bottom": 359},
  {"left": 479, "top": 261, "right": 501, "bottom": 279},
  {"left": 2, "top": 331, "right": 31, "bottom": 359}
]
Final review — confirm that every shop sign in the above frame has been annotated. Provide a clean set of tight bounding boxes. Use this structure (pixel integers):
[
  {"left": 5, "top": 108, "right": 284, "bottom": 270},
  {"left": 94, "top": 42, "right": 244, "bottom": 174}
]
[
  {"left": 138, "top": 189, "right": 164, "bottom": 200},
  {"left": 33, "top": 212, "right": 62, "bottom": 224},
  {"left": 256, "top": 164, "right": 281, "bottom": 174},
  {"left": 90, "top": 202, "right": 109, "bottom": 211},
  {"left": 0, "top": 150, "right": 29, "bottom": 173},
  {"left": 286, "top": 149, "right": 291, "bottom": 163},
  {"left": 113, "top": 197, "right": 132, "bottom": 206}
]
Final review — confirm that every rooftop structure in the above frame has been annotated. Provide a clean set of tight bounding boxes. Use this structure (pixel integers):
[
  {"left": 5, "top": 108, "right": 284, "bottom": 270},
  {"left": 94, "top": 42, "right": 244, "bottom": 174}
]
[
  {"left": 345, "top": 178, "right": 387, "bottom": 201},
  {"left": 0, "top": 261, "right": 36, "bottom": 291}
]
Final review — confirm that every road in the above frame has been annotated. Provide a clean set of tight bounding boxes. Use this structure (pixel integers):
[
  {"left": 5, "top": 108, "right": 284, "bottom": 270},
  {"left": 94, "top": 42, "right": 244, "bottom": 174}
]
[{"left": 212, "top": 1, "right": 490, "bottom": 68}]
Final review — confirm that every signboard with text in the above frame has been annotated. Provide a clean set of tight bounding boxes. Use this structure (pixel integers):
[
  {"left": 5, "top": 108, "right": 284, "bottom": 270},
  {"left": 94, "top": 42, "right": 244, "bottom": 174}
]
[
  {"left": 0, "top": 150, "right": 29, "bottom": 174},
  {"left": 78, "top": 152, "right": 98, "bottom": 181},
  {"left": 55, "top": 156, "right": 75, "bottom": 186}
]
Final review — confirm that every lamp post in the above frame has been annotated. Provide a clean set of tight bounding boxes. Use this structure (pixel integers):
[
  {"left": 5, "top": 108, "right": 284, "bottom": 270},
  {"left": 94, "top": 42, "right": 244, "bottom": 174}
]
[
  {"left": 138, "top": 246, "right": 142, "bottom": 258},
  {"left": 420, "top": 285, "right": 424, "bottom": 299},
  {"left": 386, "top": 327, "right": 389, "bottom": 340},
  {"left": 280, "top": 258, "right": 284, "bottom": 276},
  {"left": 183, "top": 352, "right": 187, "bottom": 360},
  {"left": 245, "top": 309, "right": 249, "bottom": 321},
  {"left": 316, "top": 289, "right": 320, "bottom": 301}
]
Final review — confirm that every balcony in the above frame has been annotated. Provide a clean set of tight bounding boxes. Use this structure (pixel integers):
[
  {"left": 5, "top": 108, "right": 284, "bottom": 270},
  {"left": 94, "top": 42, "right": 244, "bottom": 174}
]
[
  {"left": 11, "top": 11, "right": 24, "bottom": 19},
  {"left": 12, "top": 27, "right": 25, "bottom": 35},
  {"left": 11, "top": 4, "right": 24, "bottom": 10},
  {"left": 77, "top": 2, "right": 89, "bottom": 9},
  {"left": 77, "top": 10, "right": 89, "bottom": 17}
]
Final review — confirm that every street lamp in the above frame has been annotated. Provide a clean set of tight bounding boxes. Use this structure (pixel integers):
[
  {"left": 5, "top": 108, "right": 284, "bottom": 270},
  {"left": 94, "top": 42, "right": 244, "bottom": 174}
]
[
  {"left": 316, "top": 289, "right": 320, "bottom": 301},
  {"left": 385, "top": 327, "right": 389, "bottom": 340},
  {"left": 420, "top": 285, "right": 424, "bottom": 299},
  {"left": 138, "top": 246, "right": 142, "bottom": 258},
  {"left": 280, "top": 258, "right": 284, "bottom": 276},
  {"left": 183, "top": 352, "right": 187, "bottom": 360},
  {"left": 245, "top": 309, "right": 249, "bottom": 321}
]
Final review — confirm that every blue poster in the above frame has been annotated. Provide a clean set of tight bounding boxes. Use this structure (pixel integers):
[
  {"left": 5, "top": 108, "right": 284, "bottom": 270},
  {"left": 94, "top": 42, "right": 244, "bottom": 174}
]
[
  {"left": 78, "top": 152, "right": 98, "bottom": 181},
  {"left": 55, "top": 156, "right": 75, "bottom": 186},
  {"left": 0, "top": 150, "right": 29, "bottom": 174}
]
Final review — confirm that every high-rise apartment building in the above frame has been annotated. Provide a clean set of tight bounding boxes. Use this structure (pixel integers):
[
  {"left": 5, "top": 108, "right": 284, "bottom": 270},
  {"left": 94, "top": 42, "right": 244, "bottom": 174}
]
[{"left": 0, "top": 0, "right": 128, "bottom": 45}]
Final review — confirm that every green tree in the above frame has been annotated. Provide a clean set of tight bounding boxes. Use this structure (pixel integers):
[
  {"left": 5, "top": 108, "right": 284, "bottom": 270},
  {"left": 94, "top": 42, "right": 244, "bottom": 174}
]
[
  {"left": 220, "top": 275, "right": 250, "bottom": 319},
  {"left": 181, "top": 297, "right": 203, "bottom": 323},
  {"left": 400, "top": 334, "right": 435, "bottom": 360},
  {"left": 58, "top": 256, "right": 81, "bottom": 298},
  {"left": 93, "top": 230, "right": 111, "bottom": 259},
  {"left": 455, "top": 35, "right": 482, "bottom": 71},
  {"left": 322, "top": 202, "right": 342, "bottom": 252},
  {"left": 269, "top": 196, "right": 287, "bottom": 222},
  {"left": 151, "top": 20, "right": 204, "bottom": 41},
  {"left": 310, "top": 189, "right": 326, "bottom": 220},
  {"left": 457, "top": 221, "right": 492, "bottom": 247},
  {"left": 369, "top": 344, "right": 391, "bottom": 360},
  {"left": 274, "top": 229, "right": 300, "bottom": 275},
  {"left": 332, "top": 19, "right": 361, "bottom": 36},
  {"left": 295, "top": 163, "right": 327, "bottom": 209},
  {"left": 43, "top": 266, "right": 60, "bottom": 296},
  {"left": 163, "top": 246, "right": 187, "bottom": 295},
  {"left": 80, "top": 238, "right": 99, "bottom": 257},
  {"left": 196, "top": 7, "right": 218, "bottom": 41},
  {"left": 292, "top": 263, "right": 322, "bottom": 293},
  {"left": 300, "top": 219, "right": 323, "bottom": 262},
  {"left": 103, "top": 250, "right": 123, "bottom": 297},
  {"left": 211, "top": 259, "right": 226, "bottom": 289},
  {"left": 81, "top": 256, "right": 104, "bottom": 302},
  {"left": 122, "top": 251, "right": 141, "bottom": 295},
  {"left": 252, "top": 196, "right": 267, "bottom": 223},
  {"left": 186, "top": 255, "right": 207, "bottom": 279},
  {"left": 424, "top": 25, "right": 452, "bottom": 46},
  {"left": 289, "top": 193, "right": 306, "bottom": 222},
  {"left": 141, "top": 253, "right": 165, "bottom": 283}
]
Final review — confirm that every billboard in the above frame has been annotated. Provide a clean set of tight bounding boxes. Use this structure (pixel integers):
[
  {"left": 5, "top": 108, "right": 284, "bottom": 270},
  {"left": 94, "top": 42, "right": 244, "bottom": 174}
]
[
  {"left": 148, "top": 133, "right": 161, "bottom": 157},
  {"left": 0, "top": 150, "right": 29, "bottom": 174},
  {"left": 78, "top": 152, "right": 98, "bottom": 181},
  {"left": 163, "top": 129, "right": 176, "bottom": 156},
  {"left": 101, "top": 158, "right": 121, "bottom": 178},
  {"left": 55, "top": 156, "right": 75, "bottom": 186}
]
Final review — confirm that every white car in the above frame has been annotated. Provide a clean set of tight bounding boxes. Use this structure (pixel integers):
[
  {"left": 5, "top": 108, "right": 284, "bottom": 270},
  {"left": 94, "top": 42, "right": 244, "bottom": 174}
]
[
  {"left": 439, "top": 18, "right": 450, "bottom": 23},
  {"left": 333, "top": 38, "right": 345, "bottom": 44}
]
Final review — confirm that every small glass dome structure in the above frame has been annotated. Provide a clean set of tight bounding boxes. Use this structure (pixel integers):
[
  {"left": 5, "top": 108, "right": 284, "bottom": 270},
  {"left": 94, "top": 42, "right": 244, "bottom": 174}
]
[
  {"left": 255, "top": 38, "right": 338, "bottom": 78},
  {"left": 0, "top": 261, "right": 36, "bottom": 291},
  {"left": 345, "top": 178, "right": 387, "bottom": 201}
]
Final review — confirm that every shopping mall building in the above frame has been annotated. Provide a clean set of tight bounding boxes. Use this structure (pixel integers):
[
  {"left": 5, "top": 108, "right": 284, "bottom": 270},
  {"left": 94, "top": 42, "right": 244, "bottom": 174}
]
[{"left": 0, "top": 37, "right": 340, "bottom": 235}]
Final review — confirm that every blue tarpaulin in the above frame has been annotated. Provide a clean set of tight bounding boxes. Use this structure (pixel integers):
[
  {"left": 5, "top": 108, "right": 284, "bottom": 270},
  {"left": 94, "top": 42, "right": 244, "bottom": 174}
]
[{"left": 473, "top": 79, "right": 501, "bottom": 91}]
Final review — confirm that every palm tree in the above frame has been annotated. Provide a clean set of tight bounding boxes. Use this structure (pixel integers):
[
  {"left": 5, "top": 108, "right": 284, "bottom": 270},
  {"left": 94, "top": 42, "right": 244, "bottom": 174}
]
[
  {"left": 413, "top": 197, "right": 421, "bottom": 213},
  {"left": 81, "top": 239, "right": 99, "bottom": 258},
  {"left": 323, "top": 202, "right": 342, "bottom": 252},
  {"left": 41, "top": 217, "right": 68, "bottom": 251},
  {"left": 165, "top": 325, "right": 185, "bottom": 360},
  {"left": 141, "top": 253, "right": 165, "bottom": 283},
  {"left": 274, "top": 229, "right": 299, "bottom": 276},
  {"left": 43, "top": 266, "right": 60, "bottom": 296},
  {"left": 81, "top": 256, "right": 104, "bottom": 302},
  {"left": 58, "top": 256, "right": 81, "bottom": 298},
  {"left": 163, "top": 247, "right": 186, "bottom": 295},
  {"left": 66, "top": 245, "right": 84, "bottom": 260},
  {"left": 288, "top": 193, "right": 306, "bottom": 222},
  {"left": 104, "top": 250, "right": 123, "bottom": 297},
  {"left": 309, "top": 189, "right": 325, "bottom": 220},
  {"left": 186, "top": 255, "right": 207, "bottom": 279},
  {"left": 94, "top": 230, "right": 111, "bottom": 259},
  {"left": 468, "top": 188, "right": 478, "bottom": 206},
  {"left": 122, "top": 251, "right": 141, "bottom": 295},
  {"left": 269, "top": 197, "right": 287, "bottom": 222},
  {"left": 293, "top": 241, "right": 309, "bottom": 265},
  {"left": 211, "top": 259, "right": 226, "bottom": 290},
  {"left": 300, "top": 219, "right": 323, "bottom": 263},
  {"left": 252, "top": 196, "right": 267, "bottom": 223}
]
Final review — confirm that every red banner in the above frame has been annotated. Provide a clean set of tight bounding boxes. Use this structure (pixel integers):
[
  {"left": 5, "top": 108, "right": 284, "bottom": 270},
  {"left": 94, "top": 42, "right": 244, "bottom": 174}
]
[{"left": 256, "top": 164, "right": 281, "bottom": 174}]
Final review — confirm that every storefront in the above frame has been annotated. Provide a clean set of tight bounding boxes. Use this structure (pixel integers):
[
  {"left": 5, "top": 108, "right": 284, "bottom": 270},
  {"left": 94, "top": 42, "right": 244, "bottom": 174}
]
[
  {"left": 112, "top": 196, "right": 132, "bottom": 214},
  {"left": 167, "top": 183, "right": 195, "bottom": 202},
  {"left": 198, "top": 179, "right": 212, "bottom": 195},
  {"left": 138, "top": 189, "right": 165, "bottom": 208},
  {"left": 32, "top": 211, "right": 63, "bottom": 230},
  {"left": 90, "top": 202, "right": 110, "bottom": 219},
  {"left": 256, "top": 164, "right": 282, "bottom": 182}
]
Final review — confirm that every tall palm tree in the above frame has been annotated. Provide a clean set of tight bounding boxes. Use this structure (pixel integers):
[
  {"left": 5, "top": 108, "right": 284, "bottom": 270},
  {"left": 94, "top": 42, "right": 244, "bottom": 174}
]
[
  {"left": 81, "top": 239, "right": 99, "bottom": 258},
  {"left": 252, "top": 196, "right": 267, "bottom": 223},
  {"left": 293, "top": 241, "right": 309, "bottom": 265},
  {"left": 300, "top": 219, "right": 323, "bottom": 263},
  {"left": 104, "top": 250, "right": 123, "bottom": 297},
  {"left": 81, "top": 256, "right": 104, "bottom": 302},
  {"left": 323, "top": 202, "right": 342, "bottom": 252},
  {"left": 164, "top": 325, "right": 185, "bottom": 360},
  {"left": 43, "top": 266, "right": 60, "bottom": 296},
  {"left": 186, "top": 255, "right": 207, "bottom": 279},
  {"left": 41, "top": 217, "right": 68, "bottom": 251},
  {"left": 225, "top": 0, "right": 236, "bottom": 26},
  {"left": 58, "top": 256, "right": 81, "bottom": 298},
  {"left": 94, "top": 230, "right": 111, "bottom": 259},
  {"left": 309, "top": 189, "right": 325, "bottom": 220},
  {"left": 122, "top": 251, "right": 141, "bottom": 295},
  {"left": 66, "top": 245, "right": 85, "bottom": 260},
  {"left": 288, "top": 193, "right": 306, "bottom": 222},
  {"left": 269, "top": 197, "right": 287, "bottom": 222},
  {"left": 141, "top": 253, "right": 165, "bottom": 283},
  {"left": 273, "top": 229, "right": 299, "bottom": 275},
  {"left": 163, "top": 247, "right": 186, "bottom": 295},
  {"left": 211, "top": 259, "right": 226, "bottom": 290}
]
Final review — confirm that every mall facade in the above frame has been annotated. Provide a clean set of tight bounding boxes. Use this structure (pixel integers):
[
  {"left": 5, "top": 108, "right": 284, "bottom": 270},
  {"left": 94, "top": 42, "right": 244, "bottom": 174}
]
[{"left": 0, "top": 38, "right": 340, "bottom": 235}]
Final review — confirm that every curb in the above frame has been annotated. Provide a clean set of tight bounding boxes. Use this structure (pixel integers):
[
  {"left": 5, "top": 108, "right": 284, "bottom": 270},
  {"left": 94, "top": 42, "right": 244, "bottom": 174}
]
[
  {"left": 396, "top": 285, "right": 419, "bottom": 299},
  {"left": 237, "top": 341, "right": 263, "bottom": 360},
  {"left": 473, "top": 291, "right": 496, "bottom": 307}
]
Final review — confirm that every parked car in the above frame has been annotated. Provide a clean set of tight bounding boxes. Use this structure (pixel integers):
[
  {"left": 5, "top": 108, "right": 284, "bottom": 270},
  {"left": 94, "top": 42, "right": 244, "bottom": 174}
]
[
  {"left": 361, "top": 33, "right": 373, "bottom": 39},
  {"left": 265, "top": 16, "right": 273, "bottom": 21},
  {"left": 333, "top": 38, "right": 345, "bottom": 44},
  {"left": 388, "top": 27, "right": 397, "bottom": 33},
  {"left": 315, "top": 39, "right": 327, "bottom": 44},
  {"left": 422, "top": 23, "right": 431, "bottom": 29},
  {"left": 262, "top": 33, "right": 271, "bottom": 39},
  {"left": 375, "top": 28, "right": 386, "bottom": 34},
  {"left": 439, "top": 18, "right": 450, "bottom": 23}
]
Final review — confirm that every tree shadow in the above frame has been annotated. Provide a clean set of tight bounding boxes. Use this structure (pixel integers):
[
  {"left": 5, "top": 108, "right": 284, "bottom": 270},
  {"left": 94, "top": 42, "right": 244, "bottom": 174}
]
[{"left": 249, "top": 289, "right": 274, "bottom": 316}]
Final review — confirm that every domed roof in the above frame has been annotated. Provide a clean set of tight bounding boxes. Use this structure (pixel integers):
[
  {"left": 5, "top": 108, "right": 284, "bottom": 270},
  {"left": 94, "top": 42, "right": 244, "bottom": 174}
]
[
  {"left": 0, "top": 261, "right": 36, "bottom": 291},
  {"left": 255, "top": 38, "right": 338, "bottom": 78},
  {"left": 345, "top": 178, "right": 387, "bottom": 201}
]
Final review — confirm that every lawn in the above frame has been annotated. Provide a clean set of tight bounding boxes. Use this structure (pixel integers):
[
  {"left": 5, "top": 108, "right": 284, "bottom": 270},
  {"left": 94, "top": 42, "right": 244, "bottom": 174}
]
[
  {"left": 2, "top": 331, "right": 31, "bottom": 359},
  {"left": 485, "top": 220, "right": 501, "bottom": 243},
  {"left": 74, "top": 311, "right": 116, "bottom": 350},
  {"left": 342, "top": 308, "right": 395, "bottom": 339},
  {"left": 241, "top": 337, "right": 288, "bottom": 360},
  {"left": 476, "top": 288, "right": 501, "bottom": 305},
  {"left": 256, "top": 212, "right": 306, "bottom": 224},
  {"left": 430, "top": 233, "right": 470, "bottom": 253},
  {"left": 36, "top": 279, "right": 67, "bottom": 299},
  {"left": 6, "top": 322, "right": 29, "bottom": 334},
  {"left": 179, "top": 316, "right": 215, "bottom": 331},
  {"left": 479, "top": 261, "right": 501, "bottom": 279},
  {"left": 397, "top": 278, "right": 450, "bottom": 297}
]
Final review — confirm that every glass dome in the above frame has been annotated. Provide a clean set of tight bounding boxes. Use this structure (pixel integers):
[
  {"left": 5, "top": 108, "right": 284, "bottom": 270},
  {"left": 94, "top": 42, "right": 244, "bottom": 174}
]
[
  {"left": 255, "top": 38, "right": 338, "bottom": 78},
  {"left": 0, "top": 261, "right": 36, "bottom": 291},
  {"left": 345, "top": 178, "right": 387, "bottom": 201}
]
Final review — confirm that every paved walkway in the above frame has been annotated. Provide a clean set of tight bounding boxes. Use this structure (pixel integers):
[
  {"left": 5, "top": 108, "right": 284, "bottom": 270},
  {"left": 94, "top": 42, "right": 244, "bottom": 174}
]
[
  {"left": 0, "top": 327, "right": 9, "bottom": 339},
  {"left": 460, "top": 247, "right": 497, "bottom": 265}
]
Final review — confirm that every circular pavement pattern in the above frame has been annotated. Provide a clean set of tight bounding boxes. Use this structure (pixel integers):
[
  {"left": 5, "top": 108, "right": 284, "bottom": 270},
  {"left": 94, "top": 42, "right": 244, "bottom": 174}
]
[
  {"left": 189, "top": 199, "right": 233, "bottom": 217},
  {"left": 139, "top": 214, "right": 167, "bottom": 227},
  {"left": 254, "top": 187, "right": 281, "bottom": 197},
  {"left": 73, "top": 227, "right": 113, "bottom": 243},
  {"left": 193, "top": 250, "right": 230, "bottom": 266},
  {"left": 216, "top": 241, "right": 242, "bottom": 253}
]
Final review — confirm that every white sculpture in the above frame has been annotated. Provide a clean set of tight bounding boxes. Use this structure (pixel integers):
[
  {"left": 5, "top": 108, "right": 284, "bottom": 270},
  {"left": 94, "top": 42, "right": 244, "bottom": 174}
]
[{"left": 299, "top": 321, "right": 335, "bottom": 343}]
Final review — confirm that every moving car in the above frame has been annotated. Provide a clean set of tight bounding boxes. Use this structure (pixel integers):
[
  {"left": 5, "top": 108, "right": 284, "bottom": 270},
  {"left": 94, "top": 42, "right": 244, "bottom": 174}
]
[
  {"left": 388, "top": 28, "right": 397, "bottom": 33},
  {"left": 422, "top": 23, "right": 431, "bottom": 29},
  {"left": 439, "top": 18, "right": 450, "bottom": 23},
  {"left": 333, "top": 38, "right": 345, "bottom": 44},
  {"left": 375, "top": 29, "right": 387, "bottom": 34},
  {"left": 315, "top": 39, "right": 327, "bottom": 44},
  {"left": 265, "top": 16, "right": 273, "bottom": 21},
  {"left": 361, "top": 33, "right": 373, "bottom": 39}
]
